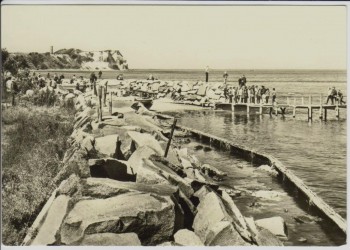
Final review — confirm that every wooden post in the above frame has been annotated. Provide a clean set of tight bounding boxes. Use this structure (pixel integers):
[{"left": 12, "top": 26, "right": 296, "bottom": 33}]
[
  {"left": 309, "top": 95, "right": 312, "bottom": 105},
  {"left": 308, "top": 95, "right": 312, "bottom": 121},
  {"left": 308, "top": 107, "right": 312, "bottom": 121},
  {"left": 324, "top": 108, "right": 327, "bottom": 120},
  {"left": 164, "top": 118, "right": 177, "bottom": 158},
  {"left": 293, "top": 107, "right": 296, "bottom": 118},
  {"left": 247, "top": 104, "right": 250, "bottom": 115},
  {"left": 336, "top": 103, "right": 339, "bottom": 119},
  {"left": 319, "top": 94, "right": 323, "bottom": 119},
  {"left": 259, "top": 105, "right": 263, "bottom": 115},
  {"left": 109, "top": 91, "right": 112, "bottom": 115},
  {"left": 98, "top": 85, "right": 103, "bottom": 122}
]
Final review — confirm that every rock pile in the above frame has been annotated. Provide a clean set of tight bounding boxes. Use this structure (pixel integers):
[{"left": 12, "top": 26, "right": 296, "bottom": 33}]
[{"left": 22, "top": 91, "right": 285, "bottom": 246}]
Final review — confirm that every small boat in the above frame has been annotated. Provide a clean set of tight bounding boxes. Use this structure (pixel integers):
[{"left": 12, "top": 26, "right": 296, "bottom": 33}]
[{"left": 135, "top": 98, "right": 153, "bottom": 109}]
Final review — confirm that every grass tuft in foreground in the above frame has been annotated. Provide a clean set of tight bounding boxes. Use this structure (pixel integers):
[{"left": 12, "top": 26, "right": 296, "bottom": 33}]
[{"left": 2, "top": 105, "right": 75, "bottom": 245}]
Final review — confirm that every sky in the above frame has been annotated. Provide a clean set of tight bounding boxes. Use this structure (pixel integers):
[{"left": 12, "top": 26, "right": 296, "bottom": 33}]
[{"left": 1, "top": 5, "right": 347, "bottom": 69}]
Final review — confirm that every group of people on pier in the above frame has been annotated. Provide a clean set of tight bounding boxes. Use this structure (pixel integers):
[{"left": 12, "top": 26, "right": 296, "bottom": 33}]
[
  {"left": 326, "top": 87, "right": 345, "bottom": 105},
  {"left": 223, "top": 85, "right": 277, "bottom": 105}
]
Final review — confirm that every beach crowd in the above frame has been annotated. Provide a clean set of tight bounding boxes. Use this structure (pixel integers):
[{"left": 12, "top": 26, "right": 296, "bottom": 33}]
[{"left": 3, "top": 68, "right": 346, "bottom": 107}]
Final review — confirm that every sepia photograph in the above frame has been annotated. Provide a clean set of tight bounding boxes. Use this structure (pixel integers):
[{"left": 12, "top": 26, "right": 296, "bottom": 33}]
[{"left": 1, "top": 1, "right": 347, "bottom": 248}]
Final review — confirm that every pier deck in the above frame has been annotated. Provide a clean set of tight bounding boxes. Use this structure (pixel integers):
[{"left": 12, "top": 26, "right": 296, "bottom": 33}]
[{"left": 215, "top": 95, "right": 346, "bottom": 120}]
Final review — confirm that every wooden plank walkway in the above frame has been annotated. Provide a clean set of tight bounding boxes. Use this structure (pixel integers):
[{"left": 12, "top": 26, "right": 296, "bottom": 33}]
[{"left": 174, "top": 124, "right": 347, "bottom": 235}]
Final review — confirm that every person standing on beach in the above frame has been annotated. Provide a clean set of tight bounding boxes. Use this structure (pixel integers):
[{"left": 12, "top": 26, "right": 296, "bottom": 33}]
[
  {"left": 223, "top": 71, "right": 228, "bottom": 84},
  {"left": 6, "top": 77, "right": 18, "bottom": 106},
  {"left": 205, "top": 66, "right": 209, "bottom": 82},
  {"left": 98, "top": 71, "right": 102, "bottom": 79},
  {"left": 90, "top": 72, "right": 98, "bottom": 95}
]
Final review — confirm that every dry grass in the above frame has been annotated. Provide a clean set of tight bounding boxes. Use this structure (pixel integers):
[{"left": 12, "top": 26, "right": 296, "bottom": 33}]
[{"left": 1, "top": 105, "right": 75, "bottom": 245}]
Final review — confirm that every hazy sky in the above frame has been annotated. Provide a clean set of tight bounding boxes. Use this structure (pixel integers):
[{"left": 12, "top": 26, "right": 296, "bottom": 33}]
[{"left": 1, "top": 5, "right": 347, "bottom": 69}]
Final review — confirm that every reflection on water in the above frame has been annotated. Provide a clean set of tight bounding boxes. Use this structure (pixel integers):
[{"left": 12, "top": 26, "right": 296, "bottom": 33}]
[{"left": 166, "top": 110, "right": 347, "bottom": 219}]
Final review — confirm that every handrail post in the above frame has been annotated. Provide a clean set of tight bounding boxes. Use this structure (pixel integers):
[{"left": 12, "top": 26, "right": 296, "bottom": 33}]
[{"left": 309, "top": 95, "right": 312, "bottom": 106}]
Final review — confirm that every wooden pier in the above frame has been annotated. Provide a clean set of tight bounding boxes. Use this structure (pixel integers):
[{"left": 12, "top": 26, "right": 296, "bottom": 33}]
[
  {"left": 215, "top": 95, "right": 346, "bottom": 121},
  {"left": 174, "top": 124, "right": 347, "bottom": 235}
]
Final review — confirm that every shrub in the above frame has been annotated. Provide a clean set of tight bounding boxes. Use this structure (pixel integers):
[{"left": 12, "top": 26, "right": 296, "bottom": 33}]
[{"left": 32, "top": 89, "right": 58, "bottom": 106}]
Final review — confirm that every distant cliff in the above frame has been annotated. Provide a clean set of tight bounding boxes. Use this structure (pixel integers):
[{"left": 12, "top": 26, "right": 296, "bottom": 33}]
[{"left": 8, "top": 48, "right": 128, "bottom": 70}]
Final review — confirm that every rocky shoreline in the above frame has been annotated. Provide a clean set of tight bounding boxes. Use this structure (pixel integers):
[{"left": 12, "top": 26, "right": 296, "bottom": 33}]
[{"left": 22, "top": 92, "right": 287, "bottom": 246}]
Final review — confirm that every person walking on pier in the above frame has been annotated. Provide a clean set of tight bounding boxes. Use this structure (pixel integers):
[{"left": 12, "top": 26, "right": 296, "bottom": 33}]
[
  {"left": 265, "top": 88, "right": 270, "bottom": 104},
  {"left": 228, "top": 87, "right": 234, "bottom": 103},
  {"left": 326, "top": 87, "right": 333, "bottom": 104},
  {"left": 256, "top": 86, "right": 262, "bottom": 104},
  {"left": 337, "top": 89, "right": 346, "bottom": 104},
  {"left": 272, "top": 88, "right": 277, "bottom": 104}
]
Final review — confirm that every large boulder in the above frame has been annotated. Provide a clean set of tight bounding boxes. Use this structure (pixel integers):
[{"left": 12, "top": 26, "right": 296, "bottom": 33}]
[
  {"left": 127, "top": 146, "right": 156, "bottom": 174},
  {"left": 193, "top": 192, "right": 249, "bottom": 246},
  {"left": 174, "top": 229, "right": 203, "bottom": 246},
  {"left": 88, "top": 158, "right": 136, "bottom": 181},
  {"left": 127, "top": 131, "right": 164, "bottom": 155},
  {"left": 136, "top": 159, "right": 169, "bottom": 185},
  {"left": 94, "top": 134, "right": 120, "bottom": 157},
  {"left": 255, "top": 216, "right": 287, "bottom": 238},
  {"left": 83, "top": 177, "right": 179, "bottom": 199},
  {"left": 193, "top": 185, "right": 214, "bottom": 204},
  {"left": 80, "top": 135, "right": 95, "bottom": 154},
  {"left": 74, "top": 115, "right": 92, "bottom": 130},
  {"left": 220, "top": 191, "right": 253, "bottom": 242},
  {"left": 98, "top": 117, "right": 127, "bottom": 127},
  {"left": 79, "top": 233, "right": 141, "bottom": 246},
  {"left": 31, "top": 195, "right": 70, "bottom": 245},
  {"left": 60, "top": 191, "right": 178, "bottom": 245},
  {"left": 205, "top": 221, "right": 250, "bottom": 246},
  {"left": 54, "top": 149, "right": 90, "bottom": 183},
  {"left": 144, "top": 158, "right": 194, "bottom": 198},
  {"left": 244, "top": 216, "right": 283, "bottom": 246}
]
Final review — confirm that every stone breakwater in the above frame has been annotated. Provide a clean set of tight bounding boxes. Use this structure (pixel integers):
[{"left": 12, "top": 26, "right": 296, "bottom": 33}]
[{"left": 22, "top": 92, "right": 287, "bottom": 246}]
